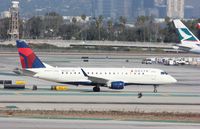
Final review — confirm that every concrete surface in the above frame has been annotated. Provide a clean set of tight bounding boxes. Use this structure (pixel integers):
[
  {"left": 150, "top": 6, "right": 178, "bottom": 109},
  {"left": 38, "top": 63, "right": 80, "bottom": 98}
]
[
  {"left": 0, "top": 117, "right": 199, "bottom": 129},
  {"left": 0, "top": 53, "right": 200, "bottom": 113}
]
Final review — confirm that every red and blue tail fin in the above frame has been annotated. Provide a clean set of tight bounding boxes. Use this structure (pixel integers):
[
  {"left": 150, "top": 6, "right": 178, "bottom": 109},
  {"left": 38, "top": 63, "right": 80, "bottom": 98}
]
[{"left": 16, "top": 40, "right": 45, "bottom": 69}]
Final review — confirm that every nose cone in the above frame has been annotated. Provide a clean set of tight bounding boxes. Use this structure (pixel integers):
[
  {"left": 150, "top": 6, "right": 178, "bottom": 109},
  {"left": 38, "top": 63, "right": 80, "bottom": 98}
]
[{"left": 169, "top": 75, "right": 177, "bottom": 83}]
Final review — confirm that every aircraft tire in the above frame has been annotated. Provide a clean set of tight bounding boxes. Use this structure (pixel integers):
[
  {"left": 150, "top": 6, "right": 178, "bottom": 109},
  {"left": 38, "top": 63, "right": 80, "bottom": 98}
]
[
  {"left": 93, "top": 86, "right": 100, "bottom": 92},
  {"left": 33, "top": 85, "right": 37, "bottom": 90}
]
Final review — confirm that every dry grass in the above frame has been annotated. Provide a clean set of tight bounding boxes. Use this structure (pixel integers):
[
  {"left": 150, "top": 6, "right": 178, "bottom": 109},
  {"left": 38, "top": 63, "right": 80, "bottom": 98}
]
[{"left": 0, "top": 109, "right": 200, "bottom": 122}]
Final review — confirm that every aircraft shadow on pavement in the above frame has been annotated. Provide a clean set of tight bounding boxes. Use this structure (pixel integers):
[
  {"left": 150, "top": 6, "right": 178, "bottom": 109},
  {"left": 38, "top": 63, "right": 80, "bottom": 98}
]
[{"left": 79, "top": 89, "right": 123, "bottom": 93}]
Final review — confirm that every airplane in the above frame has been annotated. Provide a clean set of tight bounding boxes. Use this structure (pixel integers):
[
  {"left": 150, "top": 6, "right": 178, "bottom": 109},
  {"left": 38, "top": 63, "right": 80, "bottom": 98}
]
[
  {"left": 173, "top": 19, "right": 200, "bottom": 54},
  {"left": 16, "top": 40, "right": 177, "bottom": 93}
]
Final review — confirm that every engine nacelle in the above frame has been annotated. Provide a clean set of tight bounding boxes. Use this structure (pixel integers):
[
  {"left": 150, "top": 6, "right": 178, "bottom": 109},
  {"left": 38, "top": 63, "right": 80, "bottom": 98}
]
[{"left": 110, "top": 81, "right": 125, "bottom": 89}]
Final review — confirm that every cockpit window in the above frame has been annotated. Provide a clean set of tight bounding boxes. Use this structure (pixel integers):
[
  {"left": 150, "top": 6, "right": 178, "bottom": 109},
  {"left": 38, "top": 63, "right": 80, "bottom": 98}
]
[
  {"left": 196, "top": 44, "right": 200, "bottom": 47},
  {"left": 161, "top": 72, "right": 168, "bottom": 75}
]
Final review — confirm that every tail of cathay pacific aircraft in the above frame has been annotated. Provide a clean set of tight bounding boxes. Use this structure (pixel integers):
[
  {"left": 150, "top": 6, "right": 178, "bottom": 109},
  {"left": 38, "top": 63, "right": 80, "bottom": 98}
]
[
  {"left": 16, "top": 40, "right": 46, "bottom": 69},
  {"left": 173, "top": 19, "right": 200, "bottom": 54},
  {"left": 173, "top": 19, "right": 200, "bottom": 42}
]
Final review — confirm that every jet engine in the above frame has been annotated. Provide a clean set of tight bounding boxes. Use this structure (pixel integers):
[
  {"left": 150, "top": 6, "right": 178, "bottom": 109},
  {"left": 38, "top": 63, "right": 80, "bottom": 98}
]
[{"left": 109, "top": 81, "right": 125, "bottom": 89}]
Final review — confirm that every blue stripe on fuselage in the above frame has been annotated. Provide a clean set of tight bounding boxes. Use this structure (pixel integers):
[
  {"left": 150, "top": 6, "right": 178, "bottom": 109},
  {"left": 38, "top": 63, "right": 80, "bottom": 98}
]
[{"left": 58, "top": 82, "right": 156, "bottom": 86}]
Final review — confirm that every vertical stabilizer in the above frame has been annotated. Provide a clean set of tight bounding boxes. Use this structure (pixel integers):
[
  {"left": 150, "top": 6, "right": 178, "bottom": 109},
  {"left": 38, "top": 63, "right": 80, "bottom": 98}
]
[
  {"left": 173, "top": 19, "right": 199, "bottom": 42},
  {"left": 16, "top": 40, "right": 45, "bottom": 69}
]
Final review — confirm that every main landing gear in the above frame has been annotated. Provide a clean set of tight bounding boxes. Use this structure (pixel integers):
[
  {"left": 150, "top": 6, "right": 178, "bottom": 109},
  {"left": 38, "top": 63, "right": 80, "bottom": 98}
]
[
  {"left": 153, "top": 85, "right": 159, "bottom": 93},
  {"left": 93, "top": 86, "right": 100, "bottom": 92}
]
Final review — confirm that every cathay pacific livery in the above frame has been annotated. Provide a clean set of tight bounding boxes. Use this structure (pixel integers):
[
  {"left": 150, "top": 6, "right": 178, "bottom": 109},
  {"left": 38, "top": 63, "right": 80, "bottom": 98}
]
[
  {"left": 173, "top": 19, "right": 200, "bottom": 54},
  {"left": 16, "top": 40, "right": 177, "bottom": 92}
]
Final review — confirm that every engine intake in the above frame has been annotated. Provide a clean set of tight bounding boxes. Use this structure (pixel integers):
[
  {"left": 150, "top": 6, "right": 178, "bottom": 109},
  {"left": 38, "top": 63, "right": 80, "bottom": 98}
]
[{"left": 110, "top": 81, "right": 125, "bottom": 89}]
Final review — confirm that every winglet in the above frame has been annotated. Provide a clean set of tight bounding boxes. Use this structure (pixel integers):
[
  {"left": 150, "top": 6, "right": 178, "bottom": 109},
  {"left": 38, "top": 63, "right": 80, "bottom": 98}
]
[{"left": 81, "top": 68, "right": 89, "bottom": 77}]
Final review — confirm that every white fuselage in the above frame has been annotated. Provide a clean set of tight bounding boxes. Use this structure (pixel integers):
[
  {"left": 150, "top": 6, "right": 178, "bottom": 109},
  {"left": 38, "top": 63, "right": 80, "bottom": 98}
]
[
  {"left": 27, "top": 67, "right": 177, "bottom": 87},
  {"left": 176, "top": 41, "right": 200, "bottom": 54}
]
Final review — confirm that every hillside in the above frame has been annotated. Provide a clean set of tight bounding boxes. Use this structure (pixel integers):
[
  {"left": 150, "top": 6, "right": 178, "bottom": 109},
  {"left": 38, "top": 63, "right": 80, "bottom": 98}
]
[{"left": 0, "top": 0, "right": 92, "bottom": 17}]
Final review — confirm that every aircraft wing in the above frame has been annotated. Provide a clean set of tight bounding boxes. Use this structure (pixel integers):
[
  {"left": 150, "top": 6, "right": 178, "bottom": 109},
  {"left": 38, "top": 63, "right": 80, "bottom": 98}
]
[
  {"left": 81, "top": 69, "right": 108, "bottom": 84},
  {"left": 87, "top": 76, "right": 108, "bottom": 84}
]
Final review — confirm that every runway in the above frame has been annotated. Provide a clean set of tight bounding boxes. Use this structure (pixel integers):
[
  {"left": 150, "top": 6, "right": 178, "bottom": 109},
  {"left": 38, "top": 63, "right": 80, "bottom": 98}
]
[
  {"left": 0, "top": 88, "right": 200, "bottom": 113},
  {"left": 0, "top": 53, "right": 200, "bottom": 113},
  {"left": 0, "top": 117, "right": 199, "bottom": 129}
]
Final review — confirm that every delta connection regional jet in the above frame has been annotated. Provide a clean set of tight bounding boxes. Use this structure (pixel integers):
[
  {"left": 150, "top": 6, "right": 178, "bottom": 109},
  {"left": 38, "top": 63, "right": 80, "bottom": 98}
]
[{"left": 16, "top": 40, "right": 177, "bottom": 92}]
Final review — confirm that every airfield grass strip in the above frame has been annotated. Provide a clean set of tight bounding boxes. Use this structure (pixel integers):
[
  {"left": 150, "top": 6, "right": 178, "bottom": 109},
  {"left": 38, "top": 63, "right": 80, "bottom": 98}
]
[{"left": 0, "top": 109, "right": 200, "bottom": 123}]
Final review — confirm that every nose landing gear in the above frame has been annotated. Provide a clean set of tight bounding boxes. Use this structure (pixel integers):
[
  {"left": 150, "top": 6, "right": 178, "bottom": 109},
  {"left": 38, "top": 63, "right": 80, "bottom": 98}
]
[
  {"left": 153, "top": 85, "right": 159, "bottom": 93},
  {"left": 138, "top": 92, "right": 143, "bottom": 98}
]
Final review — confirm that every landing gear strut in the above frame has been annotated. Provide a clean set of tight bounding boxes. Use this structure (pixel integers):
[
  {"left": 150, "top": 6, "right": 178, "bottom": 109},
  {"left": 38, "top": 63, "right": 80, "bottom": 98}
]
[
  {"left": 93, "top": 86, "right": 100, "bottom": 92},
  {"left": 138, "top": 92, "right": 143, "bottom": 98},
  {"left": 153, "top": 85, "right": 158, "bottom": 93}
]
